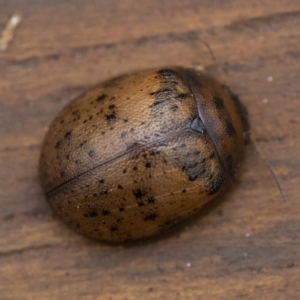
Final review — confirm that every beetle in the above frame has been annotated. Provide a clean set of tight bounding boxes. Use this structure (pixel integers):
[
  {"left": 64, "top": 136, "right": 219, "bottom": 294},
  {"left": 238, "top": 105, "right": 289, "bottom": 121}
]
[{"left": 39, "top": 67, "right": 249, "bottom": 242}]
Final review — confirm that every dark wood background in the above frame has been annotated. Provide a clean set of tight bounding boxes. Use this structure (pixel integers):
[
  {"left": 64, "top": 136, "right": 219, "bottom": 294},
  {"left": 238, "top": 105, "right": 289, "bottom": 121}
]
[{"left": 0, "top": 1, "right": 299, "bottom": 299}]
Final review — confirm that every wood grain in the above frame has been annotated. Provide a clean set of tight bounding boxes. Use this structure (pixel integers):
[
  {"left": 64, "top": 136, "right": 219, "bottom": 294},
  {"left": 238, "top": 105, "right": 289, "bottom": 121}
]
[{"left": 0, "top": 0, "right": 299, "bottom": 299}]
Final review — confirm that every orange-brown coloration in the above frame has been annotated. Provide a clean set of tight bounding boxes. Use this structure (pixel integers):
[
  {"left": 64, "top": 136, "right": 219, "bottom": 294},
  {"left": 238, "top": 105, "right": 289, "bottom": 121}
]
[{"left": 39, "top": 67, "right": 249, "bottom": 242}]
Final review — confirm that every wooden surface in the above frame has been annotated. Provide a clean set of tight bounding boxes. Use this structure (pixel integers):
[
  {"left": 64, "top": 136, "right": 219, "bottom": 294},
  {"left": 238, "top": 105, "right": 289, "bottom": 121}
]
[{"left": 1, "top": 1, "right": 300, "bottom": 299}]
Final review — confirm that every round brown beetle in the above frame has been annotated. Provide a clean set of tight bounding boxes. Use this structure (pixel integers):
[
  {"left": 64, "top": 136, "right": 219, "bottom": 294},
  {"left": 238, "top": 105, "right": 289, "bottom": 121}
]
[{"left": 39, "top": 67, "right": 250, "bottom": 243}]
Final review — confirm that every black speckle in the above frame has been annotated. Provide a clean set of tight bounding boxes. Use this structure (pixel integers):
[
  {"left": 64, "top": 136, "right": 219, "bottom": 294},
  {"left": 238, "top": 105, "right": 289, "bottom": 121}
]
[
  {"left": 225, "top": 120, "right": 236, "bottom": 136},
  {"left": 150, "top": 100, "right": 164, "bottom": 108},
  {"left": 123, "top": 168, "right": 127, "bottom": 174},
  {"left": 170, "top": 105, "right": 178, "bottom": 112},
  {"left": 101, "top": 189, "right": 108, "bottom": 195},
  {"left": 106, "top": 112, "right": 116, "bottom": 122},
  {"left": 213, "top": 97, "right": 225, "bottom": 110},
  {"left": 97, "top": 94, "right": 107, "bottom": 101},
  {"left": 158, "top": 69, "right": 177, "bottom": 79},
  {"left": 101, "top": 210, "right": 110, "bottom": 216},
  {"left": 124, "top": 119, "right": 128, "bottom": 123},
  {"left": 182, "top": 162, "right": 198, "bottom": 171},
  {"left": 209, "top": 152, "right": 215, "bottom": 159},
  {"left": 133, "top": 189, "right": 145, "bottom": 199},
  {"left": 110, "top": 225, "right": 119, "bottom": 232},
  {"left": 55, "top": 141, "right": 61, "bottom": 149},
  {"left": 117, "top": 184, "right": 123, "bottom": 189},
  {"left": 88, "top": 150, "right": 97, "bottom": 158},
  {"left": 150, "top": 88, "right": 172, "bottom": 97},
  {"left": 99, "top": 178, "right": 104, "bottom": 183},
  {"left": 182, "top": 189, "right": 186, "bottom": 193},
  {"left": 188, "top": 174, "right": 198, "bottom": 181},
  {"left": 64, "top": 131, "right": 72, "bottom": 140},
  {"left": 60, "top": 120, "right": 64, "bottom": 124},
  {"left": 119, "top": 207, "right": 125, "bottom": 212},
  {"left": 133, "top": 166, "right": 138, "bottom": 171},
  {"left": 66, "top": 154, "right": 70, "bottom": 160},
  {"left": 84, "top": 209, "right": 98, "bottom": 218},
  {"left": 207, "top": 176, "right": 223, "bottom": 195},
  {"left": 145, "top": 162, "right": 151, "bottom": 168},
  {"left": 175, "top": 93, "right": 189, "bottom": 101},
  {"left": 60, "top": 171, "right": 65, "bottom": 177},
  {"left": 144, "top": 213, "right": 158, "bottom": 221},
  {"left": 148, "top": 196, "right": 155, "bottom": 203},
  {"left": 109, "top": 104, "right": 115, "bottom": 109}
]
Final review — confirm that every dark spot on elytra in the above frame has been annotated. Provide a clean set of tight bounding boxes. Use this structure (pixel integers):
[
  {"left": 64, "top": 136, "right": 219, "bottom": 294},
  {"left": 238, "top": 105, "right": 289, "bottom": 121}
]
[
  {"left": 158, "top": 69, "right": 177, "bottom": 79},
  {"left": 182, "top": 189, "right": 186, "bottom": 193},
  {"left": 99, "top": 178, "right": 104, "bottom": 183},
  {"left": 101, "top": 189, "right": 108, "bottom": 195},
  {"left": 170, "top": 105, "right": 178, "bottom": 112},
  {"left": 150, "top": 100, "right": 164, "bottom": 108},
  {"left": 55, "top": 141, "right": 61, "bottom": 149},
  {"left": 145, "top": 162, "right": 151, "bottom": 168},
  {"left": 175, "top": 93, "right": 189, "bottom": 101},
  {"left": 83, "top": 209, "right": 98, "bottom": 218},
  {"left": 123, "top": 168, "right": 127, "bottom": 174},
  {"left": 133, "top": 166, "right": 138, "bottom": 171},
  {"left": 144, "top": 213, "right": 158, "bottom": 221},
  {"left": 66, "top": 154, "right": 70, "bottom": 160},
  {"left": 119, "top": 207, "right": 125, "bottom": 212},
  {"left": 188, "top": 174, "right": 198, "bottom": 181},
  {"left": 64, "top": 131, "right": 72, "bottom": 140},
  {"left": 123, "top": 119, "right": 128, "bottom": 123},
  {"left": 213, "top": 97, "right": 225, "bottom": 110},
  {"left": 117, "top": 184, "right": 123, "bottom": 189},
  {"left": 207, "top": 176, "right": 223, "bottom": 195},
  {"left": 110, "top": 225, "right": 119, "bottom": 232},
  {"left": 109, "top": 104, "right": 115, "bottom": 109},
  {"left": 209, "top": 152, "right": 215, "bottom": 159},
  {"left": 150, "top": 88, "right": 172, "bottom": 97},
  {"left": 148, "top": 196, "right": 155, "bottom": 203},
  {"left": 106, "top": 112, "right": 116, "bottom": 122},
  {"left": 88, "top": 150, "right": 97, "bottom": 158},
  {"left": 138, "top": 201, "right": 145, "bottom": 206},
  {"left": 97, "top": 94, "right": 107, "bottom": 101},
  {"left": 182, "top": 162, "right": 198, "bottom": 171},
  {"left": 225, "top": 120, "right": 236, "bottom": 136},
  {"left": 60, "top": 171, "right": 65, "bottom": 177},
  {"left": 101, "top": 210, "right": 110, "bottom": 216},
  {"left": 133, "top": 189, "right": 145, "bottom": 199}
]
